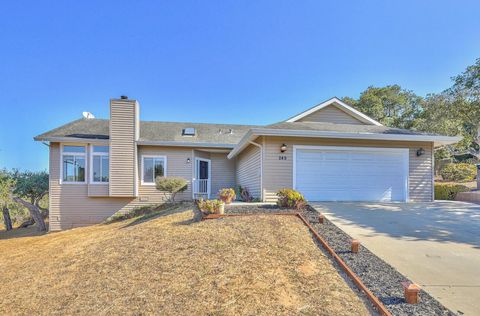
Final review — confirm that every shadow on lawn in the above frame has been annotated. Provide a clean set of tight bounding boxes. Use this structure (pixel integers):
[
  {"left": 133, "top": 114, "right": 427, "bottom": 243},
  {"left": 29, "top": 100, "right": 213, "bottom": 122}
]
[
  {"left": 119, "top": 203, "right": 200, "bottom": 229},
  {"left": 0, "top": 224, "right": 48, "bottom": 240}
]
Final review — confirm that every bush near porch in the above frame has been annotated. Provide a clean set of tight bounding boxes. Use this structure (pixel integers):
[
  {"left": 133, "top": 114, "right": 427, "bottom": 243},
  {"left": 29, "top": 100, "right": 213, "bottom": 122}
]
[{"left": 276, "top": 189, "right": 306, "bottom": 210}]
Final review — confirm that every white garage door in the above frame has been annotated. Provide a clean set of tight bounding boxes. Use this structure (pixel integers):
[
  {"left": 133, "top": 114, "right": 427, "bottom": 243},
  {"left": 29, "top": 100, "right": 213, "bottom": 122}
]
[{"left": 294, "top": 146, "right": 409, "bottom": 202}]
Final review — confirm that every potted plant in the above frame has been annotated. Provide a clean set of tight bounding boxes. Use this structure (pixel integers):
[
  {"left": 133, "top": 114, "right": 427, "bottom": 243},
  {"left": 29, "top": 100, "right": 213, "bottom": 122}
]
[
  {"left": 218, "top": 188, "right": 236, "bottom": 204},
  {"left": 197, "top": 199, "right": 225, "bottom": 215}
]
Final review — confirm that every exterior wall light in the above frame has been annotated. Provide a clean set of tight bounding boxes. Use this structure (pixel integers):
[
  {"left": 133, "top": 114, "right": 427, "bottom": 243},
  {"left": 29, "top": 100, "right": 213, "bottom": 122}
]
[
  {"left": 280, "top": 144, "right": 287, "bottom": 153},
  {"left": 416, "top": 148, "right": 425, "bottom": 157},
  {"left": 187, "top": 158, "right": 191, "bottom": 163}
]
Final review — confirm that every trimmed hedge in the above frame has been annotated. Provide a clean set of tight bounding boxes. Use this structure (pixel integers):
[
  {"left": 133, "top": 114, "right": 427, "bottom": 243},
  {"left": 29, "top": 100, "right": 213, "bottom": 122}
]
[
  {"left": 434, "top": 183, "right": 469, "bottom": 200},
  {"left": 440, "top": 163, "right": 476, "bottom": 182}
]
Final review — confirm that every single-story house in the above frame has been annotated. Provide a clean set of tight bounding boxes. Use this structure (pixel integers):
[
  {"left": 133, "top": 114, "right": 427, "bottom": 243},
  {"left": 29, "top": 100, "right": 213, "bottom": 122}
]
[{"left": 35, "top": 97, "right": 460, "bottom": 230}]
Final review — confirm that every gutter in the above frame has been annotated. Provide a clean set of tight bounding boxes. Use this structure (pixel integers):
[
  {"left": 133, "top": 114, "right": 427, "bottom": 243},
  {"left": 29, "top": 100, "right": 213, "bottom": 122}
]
[
  {"left": 137, "top": 140, "right": 235, "bottom": 149},
  {"left": 34, "top": 137, "right": 235, "bottom": 149},
  {"left": 228, "top": 128, "right": 462, "bottom": 159},
  {"left": 33, "top": 136, "right": 109, "bottom": 144}
]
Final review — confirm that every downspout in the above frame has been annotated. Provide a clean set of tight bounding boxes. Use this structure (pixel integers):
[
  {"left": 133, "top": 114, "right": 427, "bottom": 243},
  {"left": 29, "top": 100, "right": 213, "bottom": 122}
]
[{"left": 248, "top": 140, "right": 263, "bottom": 202}]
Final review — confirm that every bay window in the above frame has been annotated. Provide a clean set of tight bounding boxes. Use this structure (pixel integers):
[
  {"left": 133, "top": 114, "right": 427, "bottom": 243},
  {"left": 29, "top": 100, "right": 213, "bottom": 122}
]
[
  {"left": 61, "top": 145, "right": 86, "bottom": 183},
  {"left": 91, "top": 146, "right": 109, "bottom": 183}
]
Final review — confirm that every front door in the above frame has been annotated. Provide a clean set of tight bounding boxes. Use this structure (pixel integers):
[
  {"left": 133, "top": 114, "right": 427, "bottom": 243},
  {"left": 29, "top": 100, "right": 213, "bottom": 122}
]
[
  {"left": 195, "top": 158, "right": 211, "bottom": 198},
  {"left": 199, "top": 160, "right": 209, "bottom": 180}
]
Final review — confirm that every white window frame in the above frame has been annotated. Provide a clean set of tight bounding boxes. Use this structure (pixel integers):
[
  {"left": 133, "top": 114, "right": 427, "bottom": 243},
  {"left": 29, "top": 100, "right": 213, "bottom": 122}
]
[
  {"left": 141, "top": 155, "right": 167, "bottom": 185},
  {"left": 90, "top": 145, "right": 110, "bottom": 184},
  {"left": 60, "top": 144, "right": 87, "bottom": 184}
]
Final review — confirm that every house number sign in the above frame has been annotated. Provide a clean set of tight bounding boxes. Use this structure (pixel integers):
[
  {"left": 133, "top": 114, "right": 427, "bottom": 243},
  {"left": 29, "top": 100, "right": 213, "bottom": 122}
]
[{"left": 279, "top": 155, "right": 287, "bottom": 160}]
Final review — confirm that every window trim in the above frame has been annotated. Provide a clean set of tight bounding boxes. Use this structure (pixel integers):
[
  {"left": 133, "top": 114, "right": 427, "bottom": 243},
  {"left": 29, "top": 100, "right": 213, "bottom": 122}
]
[
  {"left": 90, "top": 145, "right": 110, "bottom": 184},
  {"left": 141, "top": 155, "right": 167, "bottom": 186},
  {"left": 60, "top": 144, "right": 87, "bottom": 184}
]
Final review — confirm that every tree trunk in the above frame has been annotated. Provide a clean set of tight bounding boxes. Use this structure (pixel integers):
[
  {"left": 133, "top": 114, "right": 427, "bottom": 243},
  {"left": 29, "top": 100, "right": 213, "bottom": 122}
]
[
  {"left": 18, "top": 218, "right": 35, "bottom": 228},
  {"left": 35, "top": 192, "right": 49, "bottom": 218},
  {"left": 13, "top": 197, "right": 47, "bottom": 231},
  {"left": 2, "top": 207, "right": 13, "bottom": 231}
]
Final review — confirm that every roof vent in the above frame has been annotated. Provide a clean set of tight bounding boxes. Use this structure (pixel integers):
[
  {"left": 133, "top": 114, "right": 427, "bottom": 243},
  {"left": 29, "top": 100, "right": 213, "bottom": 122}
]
[
  {"left": 182, "top": 127, "right": 196, "bottom": 136},
  {"left": 82, "top": 112, "right": 95, "bottom": 119},
  {"left": 120, "top": 95, "right": 128, "bottom": 100}
]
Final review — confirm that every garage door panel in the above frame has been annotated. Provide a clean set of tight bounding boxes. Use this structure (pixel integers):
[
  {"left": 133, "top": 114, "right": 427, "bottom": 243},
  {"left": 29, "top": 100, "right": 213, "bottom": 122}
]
[{"left": 295, "top": 147, "right": 408, "bottom": 202}]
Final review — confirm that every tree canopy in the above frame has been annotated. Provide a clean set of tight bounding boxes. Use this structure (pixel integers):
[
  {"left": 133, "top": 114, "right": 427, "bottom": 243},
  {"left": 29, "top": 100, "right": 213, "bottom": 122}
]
[{"left": 343, "top": 58, "right": 480, "bottom": 159}]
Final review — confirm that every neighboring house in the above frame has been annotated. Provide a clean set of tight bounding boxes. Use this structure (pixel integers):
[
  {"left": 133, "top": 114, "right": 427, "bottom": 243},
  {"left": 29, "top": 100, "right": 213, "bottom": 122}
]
[{"left": 35, "top": 97, "right": 460, "bottom": 230}]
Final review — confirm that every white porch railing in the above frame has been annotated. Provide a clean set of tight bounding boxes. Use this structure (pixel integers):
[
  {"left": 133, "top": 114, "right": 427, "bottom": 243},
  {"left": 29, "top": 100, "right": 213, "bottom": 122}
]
[{"left": 193, "top": 179, "right": 210, "bottom": 199}]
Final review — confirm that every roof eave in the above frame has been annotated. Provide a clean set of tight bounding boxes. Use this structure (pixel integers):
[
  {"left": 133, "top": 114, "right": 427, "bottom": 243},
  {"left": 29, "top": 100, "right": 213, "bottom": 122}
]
[
  {"left": 137, "top": 140, "right": 235, "bottom": 149},
  {"left": 227, "top": 128, "right": 461, "bottom": 159},
  {"left": 34, "top": 136, "right": 236, "bottom": 149},
  {"left": 33, "top": 136, "right": 109, "bottom": 144}
]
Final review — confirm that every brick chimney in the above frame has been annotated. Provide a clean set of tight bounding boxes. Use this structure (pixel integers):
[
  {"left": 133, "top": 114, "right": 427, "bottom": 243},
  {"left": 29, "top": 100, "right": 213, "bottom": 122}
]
[{"left": 109, "top": 96, "right": 139, "bottom": 197}]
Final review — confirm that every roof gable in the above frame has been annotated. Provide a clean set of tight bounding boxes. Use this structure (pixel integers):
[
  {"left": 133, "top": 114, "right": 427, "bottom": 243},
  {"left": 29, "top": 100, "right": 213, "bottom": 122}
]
[{"left": 286, "top": 97, "right": 383, "bottom": 126}]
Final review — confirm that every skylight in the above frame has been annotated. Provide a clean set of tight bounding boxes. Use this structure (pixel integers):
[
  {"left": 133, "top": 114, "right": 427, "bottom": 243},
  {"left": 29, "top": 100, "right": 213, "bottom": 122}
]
[{"left": 182, "top": 127, "right": 196, "bottom": 136}]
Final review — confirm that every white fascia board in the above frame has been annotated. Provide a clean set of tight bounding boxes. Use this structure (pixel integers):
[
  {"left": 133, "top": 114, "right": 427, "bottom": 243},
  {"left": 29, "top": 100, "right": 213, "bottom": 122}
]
[
  {"left": 137, "top": 140, "right": 235, "bottom": 149},
  {"left": 227, "top": 128, "right": 461, "bottom": 159},
  {"left": 286, "top": 97, "right": 383, "bottom": 126},
  {"left": 35, "top": 137, "right": 236, "bottom": 149},
  {"left": 227, "top": 130, "right": 254, "bottom": 159},
  {"left": 33, "top": 136, "right": 109, "bottom": 144}
]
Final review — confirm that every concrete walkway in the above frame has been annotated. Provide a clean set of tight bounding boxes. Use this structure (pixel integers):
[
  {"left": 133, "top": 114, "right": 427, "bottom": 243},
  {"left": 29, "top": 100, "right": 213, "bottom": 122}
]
[{"left": 310, "top": 201, "right": 480, "bottom": 316}]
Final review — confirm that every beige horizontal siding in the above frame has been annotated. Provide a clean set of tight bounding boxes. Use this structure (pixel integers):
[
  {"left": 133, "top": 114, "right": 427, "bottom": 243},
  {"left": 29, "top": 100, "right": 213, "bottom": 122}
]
[
  {"left": 49, "top": 143, "right": 195, "bottom": 231},
  {"left": 297, "top": 104, "right": 365, "bottom": 125},
  {"left": 236, "top": 143, "right": 261, "bottom": 199},
  {"left": 210, "top": 153, "right": 236, "bottom": 198},
  {"left": 262, "top": 137, "right": 433, "bottom": 202},
  {"left": 88, "top": 184, "right": 109, "bottom": 197},
  {"left": 138, "top": 146, "right": 192, "bottom": 201},
  {"left": 109, "top": 99, "right": 138, "bottom": 197},
  {"left": 194, "top": 150, "right": 210, "bottom": 160},
  {"left": 49, "top": 143, "right": 134, "bottom": 231}
]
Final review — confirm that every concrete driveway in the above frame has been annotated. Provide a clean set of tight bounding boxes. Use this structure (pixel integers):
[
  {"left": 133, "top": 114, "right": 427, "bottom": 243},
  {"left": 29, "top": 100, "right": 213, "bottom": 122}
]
[{"left": 310, "top": 201, "right": 480, "bottom": 316}]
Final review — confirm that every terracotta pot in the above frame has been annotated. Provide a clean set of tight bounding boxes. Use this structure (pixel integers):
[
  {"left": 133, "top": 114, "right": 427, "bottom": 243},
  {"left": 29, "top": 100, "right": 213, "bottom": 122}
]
[{"left": 220, "top": 196, "right": 233, "bottom": 204}]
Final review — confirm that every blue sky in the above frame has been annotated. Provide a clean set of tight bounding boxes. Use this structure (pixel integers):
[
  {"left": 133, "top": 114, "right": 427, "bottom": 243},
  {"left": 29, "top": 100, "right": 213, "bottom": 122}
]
[{"left": 1, "top": 0, "right": 479, "bottom": 171}]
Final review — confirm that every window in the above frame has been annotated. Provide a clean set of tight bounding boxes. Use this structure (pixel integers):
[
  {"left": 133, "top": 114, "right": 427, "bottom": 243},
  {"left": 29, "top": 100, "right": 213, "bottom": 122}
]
[
  {"left": 142, "top": 156, "right": 166, "bottom": 184},
  {"left": 61, "top": 145, "right": 86, "bottom": 183},
  {"left": 91, "top": 146, "right": 109, "bottom": 183},
  {"left": 182, "top": 127, "right": 196, "bottom": 136}
]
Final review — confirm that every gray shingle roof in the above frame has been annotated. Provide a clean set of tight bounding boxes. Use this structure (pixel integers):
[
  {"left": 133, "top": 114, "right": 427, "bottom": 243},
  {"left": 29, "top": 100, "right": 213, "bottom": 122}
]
[
  {"left": 266, "top": 121, "right": 440, "bottom": 136},
  {"left": 35, "top": 117, "right": 447, "bottom": 149},
  {"left": 34, "top": 118, "right": 258, "bottom": 145}
]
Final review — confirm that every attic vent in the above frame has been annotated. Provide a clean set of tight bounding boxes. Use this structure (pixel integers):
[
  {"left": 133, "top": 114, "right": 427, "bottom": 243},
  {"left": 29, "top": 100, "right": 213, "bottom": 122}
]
[{"left": 182, "top": 127, "right": 196, "bottom": 136}]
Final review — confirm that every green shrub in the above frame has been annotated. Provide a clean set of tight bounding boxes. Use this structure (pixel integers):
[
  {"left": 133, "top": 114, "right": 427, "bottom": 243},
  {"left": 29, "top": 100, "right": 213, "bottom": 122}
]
[
  {"left": 434, "top": 183, "right": 469, "bottom": 200},
  {"left": 440, "top": 163, "right": 476, "bottom": 182},
  {"left": 197, "top": 199, "right": 224, "bottom": 214},
  {"left": 156, "top": 177, "right": 188, "bottom": 202},
  {"left": 276, "top": 189, "right": 306, "bottom": 210}
]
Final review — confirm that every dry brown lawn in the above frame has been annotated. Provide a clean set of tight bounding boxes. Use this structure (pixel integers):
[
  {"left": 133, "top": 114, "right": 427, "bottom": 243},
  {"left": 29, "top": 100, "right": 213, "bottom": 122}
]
[{"left": 0, "top": 204, "right": 370, "bottom": 315}]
